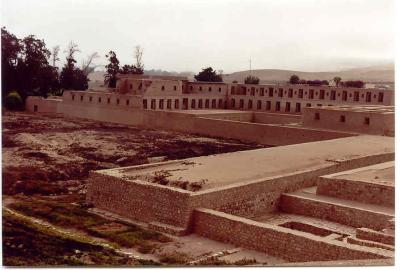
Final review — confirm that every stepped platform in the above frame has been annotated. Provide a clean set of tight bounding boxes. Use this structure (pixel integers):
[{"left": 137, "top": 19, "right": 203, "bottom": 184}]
[
  {"left": 280, "top": 187, "right": 394, "bottom": 231},
  {"left": 317, "top": 162, "right": 394, "bottom": 207}
]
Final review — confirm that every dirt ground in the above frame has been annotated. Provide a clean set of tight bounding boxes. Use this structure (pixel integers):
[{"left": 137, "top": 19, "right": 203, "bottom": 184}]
[
  {"left": 2, "top": 111, "right": 275, "bottom": 266},
  {"left": 2, "top": 111, "right": 261, "bottom": 196}
]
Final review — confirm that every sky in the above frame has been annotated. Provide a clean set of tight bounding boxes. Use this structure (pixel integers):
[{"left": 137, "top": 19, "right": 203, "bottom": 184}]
[{"left": 1, "top": 0, "right": 395, "bottom": 73}]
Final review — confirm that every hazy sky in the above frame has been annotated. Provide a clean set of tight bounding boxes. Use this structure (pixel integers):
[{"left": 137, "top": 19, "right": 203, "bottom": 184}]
[{"left": 1, "top": 0, "right": 395, "bottom": 73}]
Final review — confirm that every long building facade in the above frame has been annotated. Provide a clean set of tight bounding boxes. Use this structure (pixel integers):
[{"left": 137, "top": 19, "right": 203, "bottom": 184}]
[{"left": 109, "top": 74, "right": 394, "bottom": 114}]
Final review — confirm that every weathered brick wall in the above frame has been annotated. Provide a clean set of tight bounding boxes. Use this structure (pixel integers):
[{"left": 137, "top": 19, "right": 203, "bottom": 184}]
[
  {"left": 192, "top": 208, "right": 391, "bottom": 262},
  {"left": 190, "top": 170, "right": 318, "bottom": 218},
  {"left": 280, "top": 193, "right": 393, "bottom": 231},
  {"left": 356, "top": 228, "right": 395, "bottom": 246},
  {"left": 189, "top": 152, "right": 394, "bottom": 219},
  {"left": 317, "top": 177, "right": 394, "bottom": 207},
  {"left": 87, "top": 171, "right": 192, "bottom": 228}
]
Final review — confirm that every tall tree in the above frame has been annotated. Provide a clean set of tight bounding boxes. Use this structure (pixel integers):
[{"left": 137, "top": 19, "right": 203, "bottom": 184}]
[
  {"left": 81, "top": 52, "right": 100, "bottom": 76},
  {"left": 333, "top": 76, "right": 342, "bottom": 87},
  {"left": 60, "top": 41, "right": 88, "bottom": 91},
  {"left": 289, "top": 75, "right": 300, "bottom": 84},
  {"left": 51, "top": 45, "right": 60, "bottom": 67},
  {"left": 133, "top": 45, "right": 144, "bottom": 74},
  {"left": 194, "top": 67, "right": 222, "bottom": 82},
  {"left": 104, "top": 51, "right": 120, "bottom": 88},
  {"left": 1, "top": 27, "right": 22, "bottom": 100}
]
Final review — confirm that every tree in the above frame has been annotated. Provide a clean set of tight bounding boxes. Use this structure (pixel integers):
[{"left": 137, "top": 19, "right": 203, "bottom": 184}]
[
  {"left": 333, "top": 76, "right": 342, "bottom": 87},
  {"left": 81, "top": 52, "right": 100, "bottom": 76},
  {"left": 1, "top": 28, "right": 59, "bottom": 100},
  {"left": 133, "top": 45, "right": 144, "bottom": 74},
  {"left": 119, "top": 45, "right": 145, "bottom": 75},
  {"left": 1, "top": 27, "right": 22, "bottom": 100},
  {"left": 5, "top": 91, "right": 23, "bottom": 110},
  {"left": 194, "top": 67, "right": 222, "bottom": 82},
  {"left": 289, "top": 75, "right": 300, "bottom": 84},
  {"left": 343, "top": 80, "right": 364, "bottom": 88},
  {"left": 244, "top": 75, "right": 260, "bottom": 84},
  {"left": 51, "top": 45, "right": 60, "bottom": 67},
  {"left": 60, "top": 41, "right": 88, "bottom": 91},
  {"left": 104, "top": 50, "right": 120, "bottom": 88}
]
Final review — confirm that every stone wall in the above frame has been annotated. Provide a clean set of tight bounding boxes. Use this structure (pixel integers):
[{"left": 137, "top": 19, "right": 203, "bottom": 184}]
[
  {"left": 86, "top": 170, "right": 192, "bottom": 228},
  {"left": 356, "top": 228, "right": 395, "bottom": 246},
  {"left": 192, "top": 208, "right": 391, "bottom": 262},
  {"left": 279, "top": 193, "right": 393, "bottom": 231},
  {"left": 317, "top": 177, "right": 394, "bottom": 207}
]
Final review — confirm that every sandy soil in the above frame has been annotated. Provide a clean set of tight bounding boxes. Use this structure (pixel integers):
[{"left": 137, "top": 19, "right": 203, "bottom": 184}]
[{"left": 2, "top": 111, "right": 261, "bottom": 196}]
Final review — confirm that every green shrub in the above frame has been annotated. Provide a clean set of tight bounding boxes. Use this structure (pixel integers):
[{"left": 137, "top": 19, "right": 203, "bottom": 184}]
[{"left": 5, "top": 91, "right": 23, "bottom": 110}]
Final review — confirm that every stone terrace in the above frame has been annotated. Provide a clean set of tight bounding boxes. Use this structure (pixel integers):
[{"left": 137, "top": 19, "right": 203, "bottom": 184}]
[{"left": 98, "top": 135, "right": 393, "bottom": 191}]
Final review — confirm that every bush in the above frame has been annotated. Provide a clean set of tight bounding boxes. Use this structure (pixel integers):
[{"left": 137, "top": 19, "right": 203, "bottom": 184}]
[{"left": 5, "top": 91, "right": 23, "bottom": 110}]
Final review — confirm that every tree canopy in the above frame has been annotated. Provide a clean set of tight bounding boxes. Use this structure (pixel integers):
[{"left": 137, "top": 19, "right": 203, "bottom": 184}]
[
  {"left": 1, "top": 27, "right": 60, "bottom": 101},
  {"left": 194, "top": 67, "right": 222, "bottom": 82},
  {"left": 59, "top": 41, "right": 88, "bottom": 91},
  {"left": 244, "top": 75, "right": 260, "bottom": 84},
  {"left": 289, "top": 75, "right": 300, "bottom": 84},
  {"left": 333, "top": 76, "right": 342, "bottom": 87}
]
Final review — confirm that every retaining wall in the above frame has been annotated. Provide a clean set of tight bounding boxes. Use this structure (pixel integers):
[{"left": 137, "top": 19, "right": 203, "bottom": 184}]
[
  {"left": 317, "top": 177, "right": 394, "bottom": 207},
  {"left": 86, "top": 170, "right": 192, "bottom": 228},
  {"left": 192, "top": 208, "right": 391, "bottom": 262}
]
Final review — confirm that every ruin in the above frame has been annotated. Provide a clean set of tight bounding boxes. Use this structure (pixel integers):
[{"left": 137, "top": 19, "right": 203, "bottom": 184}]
[{"left": 25, "top": 74, "right": 395, "bottom": 265}]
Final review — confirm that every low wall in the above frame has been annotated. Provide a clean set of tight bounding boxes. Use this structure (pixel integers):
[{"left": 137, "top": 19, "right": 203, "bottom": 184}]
[
  {"left": 86, "top": 171, "right": 192, "bottom": 228},
  {"left": 356, "top": 228, "right": 395, "bottom": 246},
  {"left": 192, "top": 208, "right": 391, "bottom": 262},
  {"left": 279, "top": 193, "right": 393, "bottom": 231},
  {"left": 26, "top": 96, "right": 62, "bottom": 113},
  {"left": 316, "top": 177, "right": 394, "bottom": 207},
  {"left": 193, "top": 117, "right": 353, "bottom": 146},
  {"left": 27, "top": 96, "right": 355, "bottom": 146},
  {"left": 194, "top": 112, "right": 253, "bottom": 122},
  {"left": 253, "top": 112, "right": 301, "bottom": 124}
]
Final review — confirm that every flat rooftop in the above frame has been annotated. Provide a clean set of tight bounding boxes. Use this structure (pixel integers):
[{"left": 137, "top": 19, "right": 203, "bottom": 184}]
[
  {"left": 98, "top": 135, "right": 394, "bottom": 191},
  {"left": 322, "top": 161, "right": 394, "bottom": 186}
]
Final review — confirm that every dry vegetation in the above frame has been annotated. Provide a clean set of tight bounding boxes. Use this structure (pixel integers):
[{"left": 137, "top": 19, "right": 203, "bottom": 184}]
[{"left": 2, "top": 111, "right": 261, "bottom": 266}]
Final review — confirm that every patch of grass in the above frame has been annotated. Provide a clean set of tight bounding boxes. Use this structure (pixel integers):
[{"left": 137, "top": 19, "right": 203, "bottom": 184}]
[
  {"left": 233, "top": 258, "right": 258, "bottom": 265},
  {"left": 2, "top": 212, "right": 155, "bottom": 266},
  {"left": 195, "top": 257, "right": 258, "bottom": 266},
  {"left": 159, "top": 252, "right": 191, "bottom": 265},
  {"left": 9, "top": 197, "right": 172, "bottom": 254}
]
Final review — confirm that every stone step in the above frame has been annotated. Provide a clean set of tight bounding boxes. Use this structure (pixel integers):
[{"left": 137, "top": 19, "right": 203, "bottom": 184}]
[
  {"left": 279, "top": 188, "right": 394, "bottom": 231},
  {"left": 316, "top": 163, "right": 394, "bottom": 207},
  {"left": 148, "top": 221, "right": 187, "bottom": 236},
  {"left": 356, "top": 228, "right": 395, "bottom": 246},
  {"left": 346, "top": 236, "right": 394, "bottom": 252}
]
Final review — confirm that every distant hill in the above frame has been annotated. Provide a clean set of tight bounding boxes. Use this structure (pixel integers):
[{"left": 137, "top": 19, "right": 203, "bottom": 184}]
[
  {"left": 222, "top": 64, "right": 394, "bottom": 84},
  {"left": 88, "top": 64, "right": 394, "bottom": 89}
]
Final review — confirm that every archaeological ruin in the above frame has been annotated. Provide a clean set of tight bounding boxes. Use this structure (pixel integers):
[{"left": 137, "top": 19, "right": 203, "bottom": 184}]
[{"left": 25, "top": 74, "right": 395, "bottom": 265}]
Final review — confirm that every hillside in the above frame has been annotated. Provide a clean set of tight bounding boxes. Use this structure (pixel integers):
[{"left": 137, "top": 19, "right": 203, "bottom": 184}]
[{"left": 222, "top": 64, "right": 394, "bottom": 84}]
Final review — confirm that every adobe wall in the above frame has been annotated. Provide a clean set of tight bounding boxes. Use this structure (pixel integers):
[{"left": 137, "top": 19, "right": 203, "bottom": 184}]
[
  {"left": 252, "top": 112, "right": 301, "bottom": 124},
  {"left": 86, "top": 170, "right": 192, "bottom": 228},
  {"left": 193, "top": 117, "right": 354, "bottom": 146},
  {"left": 316, "top": 177, "right": 394, "bottom": 207},
  {"left": 302, "top": 107, "right": 394, "bottom": 136},
  {"left": 25, "top": 96, "right": 62, "bottom": 113},
  {"left": 191, "top": 112, "right": 253, "bottom": 122},
  {"left": 192, "top": 208, "right": 391, "bottom": 262}
]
